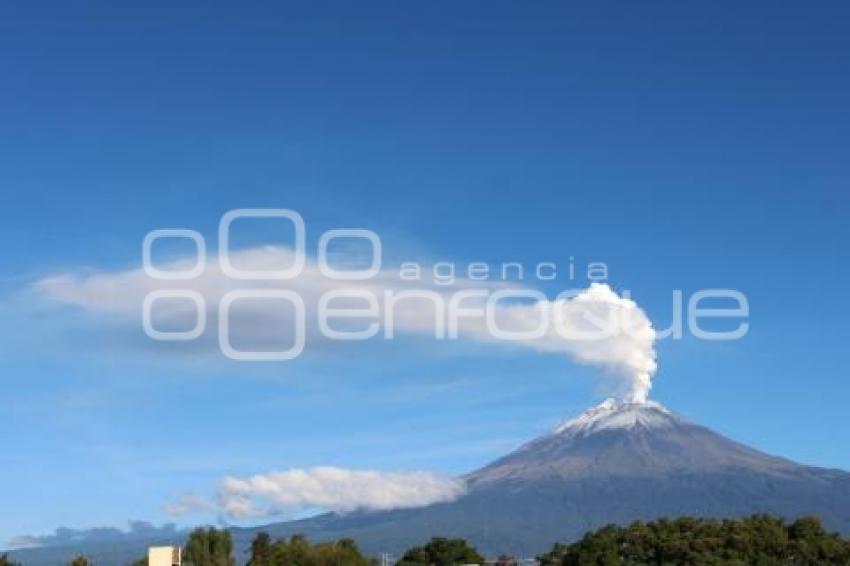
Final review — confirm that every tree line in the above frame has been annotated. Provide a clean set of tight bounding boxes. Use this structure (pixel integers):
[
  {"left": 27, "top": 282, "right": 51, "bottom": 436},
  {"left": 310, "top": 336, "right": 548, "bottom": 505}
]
[
  {"left": 185, "top": 529, "right": 486, "bottom": 566},
  {"left": 537, "top": 514, "right": 850, "bottom": 565},
  {"left": 3, "top": 514, "right": 850, "bottom": 565}
]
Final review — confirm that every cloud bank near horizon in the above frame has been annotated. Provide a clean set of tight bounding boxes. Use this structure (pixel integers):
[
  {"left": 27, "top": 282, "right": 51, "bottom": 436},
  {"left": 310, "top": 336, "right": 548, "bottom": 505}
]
[{"left": 7, "top": 521, "right": 179, "bottom": 551}]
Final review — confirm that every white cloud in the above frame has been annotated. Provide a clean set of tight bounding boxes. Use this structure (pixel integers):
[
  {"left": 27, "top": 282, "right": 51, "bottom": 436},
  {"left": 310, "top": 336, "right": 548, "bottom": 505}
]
[{"left": 218, "top": 466, "right": 466, "bottom": 518}]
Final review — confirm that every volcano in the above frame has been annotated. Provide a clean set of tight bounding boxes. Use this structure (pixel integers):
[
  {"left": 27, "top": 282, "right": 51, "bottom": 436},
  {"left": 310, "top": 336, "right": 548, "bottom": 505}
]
[
  {"left": 233, "top": 399, "right": 850, "bottom": 558},
  {"left": 9, "top": 399, "right": 850, "bottom": 563}
]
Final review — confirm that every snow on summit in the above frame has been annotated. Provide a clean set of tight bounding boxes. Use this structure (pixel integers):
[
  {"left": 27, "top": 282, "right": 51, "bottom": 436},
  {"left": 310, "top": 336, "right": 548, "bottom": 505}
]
[{"left": 553, "top": 397, "right": 682, "bottom": 436}]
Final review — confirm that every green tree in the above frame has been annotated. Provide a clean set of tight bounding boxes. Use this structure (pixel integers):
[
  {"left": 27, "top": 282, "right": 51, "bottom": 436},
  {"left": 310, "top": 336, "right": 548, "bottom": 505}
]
[
  {"left": 183, "top": 527, "right": 235, "bottom": 566},
  {"left": 398, "top": 537, "right": 485, "bottom": 566},
  {"left": 250, "top": 533, "right": 374, "bottom": 566},
  {"left": 67, "top": 557, "right": 92, "bottom": 566},
  {"left": 247, "top": 532, "right": 273, "bottom": 566},
  {"left": 0, "top": 554, "right": 20, "bottom": 566}
]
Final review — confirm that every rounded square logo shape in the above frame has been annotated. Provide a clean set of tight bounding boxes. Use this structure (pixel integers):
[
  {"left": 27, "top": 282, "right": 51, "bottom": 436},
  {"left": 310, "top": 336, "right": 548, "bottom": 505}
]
[
  {"left": 218, "top": 289, "right": 306, "bottom": 361},
  {"left": 143, "top": 290, "right": 206, "bottom": 341},
  {"left": 143, "top": 229, "right": 206, "bottom": 280},
  {"left": 318, "top": 229, "right": 382, "bottom": 280},
  {"left": 219, "top": 209, "right": 306, "bottom": 280}
]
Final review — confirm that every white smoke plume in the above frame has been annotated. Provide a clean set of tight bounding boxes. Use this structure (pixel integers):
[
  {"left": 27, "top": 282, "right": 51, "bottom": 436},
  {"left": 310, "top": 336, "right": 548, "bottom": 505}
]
[
  {"left": 34, "top": 246, "right": 657, "bottom": 401},
  {"left": 507, "top": 283, "right": 657, "bottom": 403},
  {"left": 218, "top": 467, "right": 466, "bottom": 518}
]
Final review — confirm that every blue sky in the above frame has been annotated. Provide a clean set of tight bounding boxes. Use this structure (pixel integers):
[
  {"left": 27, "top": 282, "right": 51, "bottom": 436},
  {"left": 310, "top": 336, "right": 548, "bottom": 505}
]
[{"left": 1, "top": 0, "right": 849, "bottom": 545}]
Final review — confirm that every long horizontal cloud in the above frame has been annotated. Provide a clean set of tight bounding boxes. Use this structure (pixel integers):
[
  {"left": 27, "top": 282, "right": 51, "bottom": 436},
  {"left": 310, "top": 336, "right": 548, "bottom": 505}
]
[
  {"left": 34, "top": 246, "right": 657, "bottom": 401},
  {"left": 218, "top": 466, "right": 466, "bottom": 518}
]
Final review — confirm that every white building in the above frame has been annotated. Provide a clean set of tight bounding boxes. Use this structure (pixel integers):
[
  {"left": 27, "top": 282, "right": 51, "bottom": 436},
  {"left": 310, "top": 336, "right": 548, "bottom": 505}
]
[{"left": 148, "top": 546, "right": 181, "bottom": 566}]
